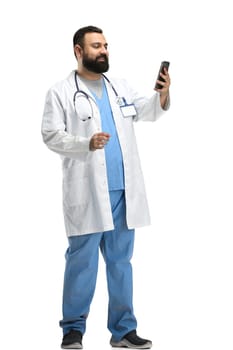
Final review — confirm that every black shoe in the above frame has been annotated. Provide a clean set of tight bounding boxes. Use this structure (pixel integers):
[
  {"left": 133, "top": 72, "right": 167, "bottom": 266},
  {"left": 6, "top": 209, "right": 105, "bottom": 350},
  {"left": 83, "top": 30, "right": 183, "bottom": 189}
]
[
  {"left": 110, "top": 330, "right": 152, "bottom": 349},
  {"left": 61, "top": 330, "right": 83, "bottom": 349}
]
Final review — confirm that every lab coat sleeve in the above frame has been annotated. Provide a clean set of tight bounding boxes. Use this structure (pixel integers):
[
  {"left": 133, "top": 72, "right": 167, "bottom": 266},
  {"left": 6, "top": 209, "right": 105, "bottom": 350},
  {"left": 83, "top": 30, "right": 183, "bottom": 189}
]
[
  {"left": 116, "top": 78, "right": 170, "bottom": 122},
  {"left": 134, "top": 92, "right": 170, "bottom": 122},
  {"left": 41, "top": 88, "right": 90, "bottom": 160}
]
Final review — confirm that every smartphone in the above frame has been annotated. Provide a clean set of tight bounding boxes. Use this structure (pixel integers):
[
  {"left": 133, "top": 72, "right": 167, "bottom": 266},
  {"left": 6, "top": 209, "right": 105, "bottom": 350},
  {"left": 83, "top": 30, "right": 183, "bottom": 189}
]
[{"left": 155, "top": 61, "right": 170, "bottom": 89}]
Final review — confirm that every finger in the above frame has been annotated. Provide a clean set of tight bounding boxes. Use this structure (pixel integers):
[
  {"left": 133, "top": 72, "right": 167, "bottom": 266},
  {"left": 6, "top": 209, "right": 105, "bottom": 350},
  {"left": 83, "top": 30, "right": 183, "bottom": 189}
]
[
  {"left": 90, "top": 132, "right": 110, "bottom": 151},
  {"left": 158, "top": 75, "right": 170, "bottom": 88},
  {"left": 96, "top": 138, "right": 107, "bottom": 149},
  {"left": 155, "top": 80, "right": 166, "bottom": 89},
  {"left": 160, "top": 71, "right": 170, "bottom": 81},
  {"left": 102, "top": 132, "right": 111, "bottom": 138},
  {"left": 154, "top": 81, "right": 169, "bottom": 93},
  {"left": 97, "top": 132, "right": 111, "bottom": 139}
]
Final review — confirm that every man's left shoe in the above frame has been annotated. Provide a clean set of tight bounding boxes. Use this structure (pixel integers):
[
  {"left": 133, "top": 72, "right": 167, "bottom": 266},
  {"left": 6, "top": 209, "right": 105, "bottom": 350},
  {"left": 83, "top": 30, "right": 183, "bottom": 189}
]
[{"left": 110, "top": 330, "right": 152, "bottom": 349}]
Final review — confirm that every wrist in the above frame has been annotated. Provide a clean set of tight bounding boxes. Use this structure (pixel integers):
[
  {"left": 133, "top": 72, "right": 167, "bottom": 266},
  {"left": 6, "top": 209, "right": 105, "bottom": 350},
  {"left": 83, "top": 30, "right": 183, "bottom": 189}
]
[{"left": 160, "top": 91, "right": 169, "bottom": 110}]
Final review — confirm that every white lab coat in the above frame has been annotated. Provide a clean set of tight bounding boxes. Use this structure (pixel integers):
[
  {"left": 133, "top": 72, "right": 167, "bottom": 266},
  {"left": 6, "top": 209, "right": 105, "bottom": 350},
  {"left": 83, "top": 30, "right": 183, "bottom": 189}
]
[{"left": 42, "top": 71, "right": 168, "bottom": 236}]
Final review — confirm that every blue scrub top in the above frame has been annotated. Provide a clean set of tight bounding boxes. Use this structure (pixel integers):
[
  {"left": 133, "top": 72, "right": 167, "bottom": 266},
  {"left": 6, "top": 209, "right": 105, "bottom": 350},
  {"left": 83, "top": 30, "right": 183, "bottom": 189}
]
[{"left": 91, "top": 81, "right": 125, "bottom": 191}]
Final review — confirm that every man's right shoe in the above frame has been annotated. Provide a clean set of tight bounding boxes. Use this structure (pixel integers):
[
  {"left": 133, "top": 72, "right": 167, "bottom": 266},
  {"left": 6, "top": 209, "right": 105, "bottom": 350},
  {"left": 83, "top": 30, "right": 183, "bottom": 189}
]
[
  {"left": 61, "top": 330, "right": 83, "bottom": 349},
  {"left": 110, "top": 330, "right": 152, "bottom": 349}
]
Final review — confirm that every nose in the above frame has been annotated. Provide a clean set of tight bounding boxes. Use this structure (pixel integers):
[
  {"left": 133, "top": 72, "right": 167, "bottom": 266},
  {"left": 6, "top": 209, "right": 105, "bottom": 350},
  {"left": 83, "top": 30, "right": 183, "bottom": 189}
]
[{"left": 100, "top": 45, "right": 108, "bottom": 55}]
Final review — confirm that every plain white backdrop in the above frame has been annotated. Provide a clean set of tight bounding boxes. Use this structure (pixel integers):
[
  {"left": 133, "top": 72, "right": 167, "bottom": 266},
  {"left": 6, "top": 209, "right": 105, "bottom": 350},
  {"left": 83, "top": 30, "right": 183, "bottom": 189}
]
[{"left": 0, "top": 1, "right": 233, "bottom": 349}]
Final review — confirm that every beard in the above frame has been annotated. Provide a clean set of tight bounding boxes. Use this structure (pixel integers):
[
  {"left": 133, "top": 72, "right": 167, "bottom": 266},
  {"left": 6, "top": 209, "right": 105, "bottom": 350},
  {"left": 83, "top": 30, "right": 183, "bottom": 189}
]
[{"left": 82, "top": 52, "right": 109, "bottom": 73}]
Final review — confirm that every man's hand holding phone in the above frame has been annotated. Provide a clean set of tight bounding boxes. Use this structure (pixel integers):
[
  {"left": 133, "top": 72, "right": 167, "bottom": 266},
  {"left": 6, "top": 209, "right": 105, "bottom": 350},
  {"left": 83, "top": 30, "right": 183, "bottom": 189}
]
[{"left": 154, "top": 61, "right": 171, "bottom": 109}]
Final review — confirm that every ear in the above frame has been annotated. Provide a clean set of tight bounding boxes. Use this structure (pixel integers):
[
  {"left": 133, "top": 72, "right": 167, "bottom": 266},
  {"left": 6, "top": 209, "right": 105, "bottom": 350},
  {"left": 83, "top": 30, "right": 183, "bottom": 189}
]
[{"left": 74, "top": 45, "right": 83, "bottom": 59}]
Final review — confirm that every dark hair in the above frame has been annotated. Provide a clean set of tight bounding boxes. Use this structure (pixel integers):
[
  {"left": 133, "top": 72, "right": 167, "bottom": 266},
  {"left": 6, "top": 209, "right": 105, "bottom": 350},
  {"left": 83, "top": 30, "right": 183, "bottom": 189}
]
[{"left": 73, "top": 25, "right": 103, "bottom": 48}]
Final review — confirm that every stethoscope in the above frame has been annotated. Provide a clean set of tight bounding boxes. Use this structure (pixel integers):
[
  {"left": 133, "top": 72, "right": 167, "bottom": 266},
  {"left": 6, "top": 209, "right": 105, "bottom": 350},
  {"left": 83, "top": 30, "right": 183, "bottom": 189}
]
[{"left": 73, "top": 71, "right": 126, "bottom": 121}]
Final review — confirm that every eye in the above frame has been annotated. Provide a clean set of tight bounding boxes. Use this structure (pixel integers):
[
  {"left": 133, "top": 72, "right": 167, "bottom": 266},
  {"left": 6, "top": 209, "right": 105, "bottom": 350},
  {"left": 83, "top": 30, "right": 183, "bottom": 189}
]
[
  {"left": 92, "top": 43, "right": 100, "bottom": 49},
  {"left": 91, "top": 43, "right": 108, "bottom": 50}
]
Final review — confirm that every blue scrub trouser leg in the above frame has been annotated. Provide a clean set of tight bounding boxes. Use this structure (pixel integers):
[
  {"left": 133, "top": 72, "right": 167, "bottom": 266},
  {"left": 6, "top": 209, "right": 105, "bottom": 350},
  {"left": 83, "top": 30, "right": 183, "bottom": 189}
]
[
  {"left": 60, "top": 190, "right": 137, "bottom": 340},
  {"left": 100, "top": 191, "right": 137, "bottom": 341},
  {"left": 59, "top": 232, "right": 102, "bottom": 335}
]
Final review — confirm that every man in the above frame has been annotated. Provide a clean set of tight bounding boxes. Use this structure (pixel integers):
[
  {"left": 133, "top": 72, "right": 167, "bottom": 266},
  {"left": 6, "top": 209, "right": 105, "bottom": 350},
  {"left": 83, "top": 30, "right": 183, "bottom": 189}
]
[{"left": 42, "top": 25, "right": 170, "bottom": 349}]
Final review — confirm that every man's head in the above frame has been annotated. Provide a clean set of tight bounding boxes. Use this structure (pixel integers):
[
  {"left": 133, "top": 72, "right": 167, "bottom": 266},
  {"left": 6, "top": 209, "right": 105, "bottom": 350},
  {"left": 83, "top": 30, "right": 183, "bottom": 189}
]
[{"left": 73, "top": 25, "right": 109, "bottom": 74}]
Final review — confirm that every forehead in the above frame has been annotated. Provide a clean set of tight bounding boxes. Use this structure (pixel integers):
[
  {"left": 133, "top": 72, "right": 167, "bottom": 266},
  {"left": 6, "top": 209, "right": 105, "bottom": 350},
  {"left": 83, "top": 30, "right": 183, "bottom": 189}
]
[{"left": 84, "top": 32, "right": 107, "bottom": 45}]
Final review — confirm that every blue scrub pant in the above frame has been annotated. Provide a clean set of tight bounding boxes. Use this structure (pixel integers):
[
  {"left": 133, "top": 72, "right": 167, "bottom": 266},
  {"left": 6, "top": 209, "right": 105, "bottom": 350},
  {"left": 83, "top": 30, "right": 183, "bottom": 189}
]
[{"left": 60, "top": 190, "right": 137, "bottom": 341}]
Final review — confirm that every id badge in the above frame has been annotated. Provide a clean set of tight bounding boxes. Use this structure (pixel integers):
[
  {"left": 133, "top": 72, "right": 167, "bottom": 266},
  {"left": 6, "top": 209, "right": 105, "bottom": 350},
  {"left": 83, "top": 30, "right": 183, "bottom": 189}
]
[{"left": 120, "top": 104, "right": 137, "bottom": 118}]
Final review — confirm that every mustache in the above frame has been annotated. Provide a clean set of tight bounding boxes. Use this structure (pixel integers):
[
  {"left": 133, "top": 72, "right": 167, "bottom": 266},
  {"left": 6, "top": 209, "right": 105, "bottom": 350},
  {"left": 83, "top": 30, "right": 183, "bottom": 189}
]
[{"left": 96, "top": 54, "right": 108, "bottom": 61}]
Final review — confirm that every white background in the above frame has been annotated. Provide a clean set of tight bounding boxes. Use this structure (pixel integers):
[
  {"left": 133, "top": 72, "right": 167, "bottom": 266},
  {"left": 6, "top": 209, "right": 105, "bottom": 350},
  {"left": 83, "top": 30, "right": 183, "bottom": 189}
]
[{"left": 0, "top": 1, "right": 233, "bottom": 349}]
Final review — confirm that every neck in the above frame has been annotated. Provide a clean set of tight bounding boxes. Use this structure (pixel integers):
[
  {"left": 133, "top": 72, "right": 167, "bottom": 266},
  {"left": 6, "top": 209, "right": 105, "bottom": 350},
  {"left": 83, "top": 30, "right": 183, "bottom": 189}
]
[{"left": 77, "top": 67, "right": 102, "bottom": 81}]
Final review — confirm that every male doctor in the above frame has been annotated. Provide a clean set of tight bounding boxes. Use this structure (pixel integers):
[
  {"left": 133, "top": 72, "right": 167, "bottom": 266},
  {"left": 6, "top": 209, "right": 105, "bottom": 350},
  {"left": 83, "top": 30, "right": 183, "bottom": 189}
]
[{"left": 42, "top": 25, "right": 170, "bottom": 349}]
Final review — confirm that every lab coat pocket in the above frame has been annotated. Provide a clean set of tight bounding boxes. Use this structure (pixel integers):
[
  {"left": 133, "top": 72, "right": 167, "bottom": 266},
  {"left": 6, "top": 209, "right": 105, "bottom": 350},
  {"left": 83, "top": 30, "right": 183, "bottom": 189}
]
[{"left": 63, "top": 163, "right": 90, "bottom": 207}]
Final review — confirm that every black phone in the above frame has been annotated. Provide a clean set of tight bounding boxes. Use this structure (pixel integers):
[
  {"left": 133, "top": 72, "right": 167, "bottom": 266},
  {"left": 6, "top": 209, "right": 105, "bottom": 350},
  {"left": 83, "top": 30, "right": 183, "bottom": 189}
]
[{"left": 155, "top": 61, "right": 170, "bottom": 89}]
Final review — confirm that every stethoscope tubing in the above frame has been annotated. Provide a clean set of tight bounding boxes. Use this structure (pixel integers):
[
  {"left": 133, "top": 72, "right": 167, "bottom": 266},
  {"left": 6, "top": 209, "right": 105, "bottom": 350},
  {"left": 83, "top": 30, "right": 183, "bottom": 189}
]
[
  {"left": 74, "top": 71, "right": 119, "bottom": 101},
  {"left": 73, "top": 71, "right": 121, "bottom": 121}
]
